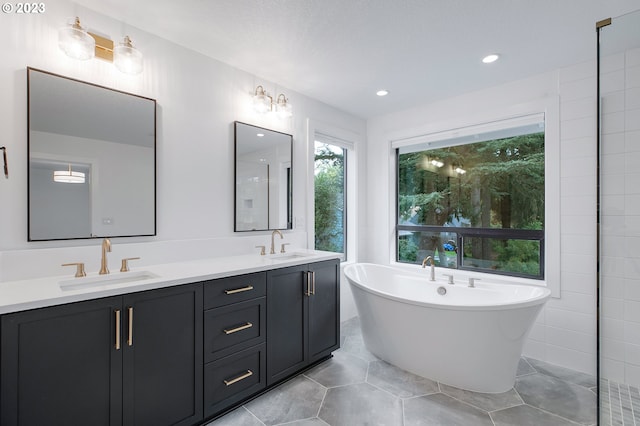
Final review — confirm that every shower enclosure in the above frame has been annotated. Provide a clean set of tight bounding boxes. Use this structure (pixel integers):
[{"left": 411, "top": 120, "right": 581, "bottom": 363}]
[{"left": 598, "top": 9, "right": 640, "bottom": 425}]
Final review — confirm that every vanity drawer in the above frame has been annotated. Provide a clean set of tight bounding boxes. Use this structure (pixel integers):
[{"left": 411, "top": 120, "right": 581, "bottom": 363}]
[
  {"left": 204, "top": 343, "right": 266, "bottom": 417},
  {"left": 204, "top": 297, "right": 266, "bottom": 362},
  {"left": 204, "top": 272, "right": 266, "bottom": 309}
]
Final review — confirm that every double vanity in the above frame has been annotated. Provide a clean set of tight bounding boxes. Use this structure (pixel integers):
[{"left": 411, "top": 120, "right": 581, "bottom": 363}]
[{"left": 0, "top": 249, "right": 341, "bottom": 426}]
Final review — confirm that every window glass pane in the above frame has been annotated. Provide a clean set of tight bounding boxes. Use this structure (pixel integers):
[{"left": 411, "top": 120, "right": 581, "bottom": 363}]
[
  {"left": 396, "top": 125, "right": 545, "bottom": 279},
  {"left": 398, "top": 132, "right": 545, "bottom": 230},
  {"left": 315, "top": 142, "right": 346, "bottom": 256},
  {"left": 398, "top": 230, "right": 458, "bottom": 268},
  {"left": 462, "top": 237, "right": 541, "bottom": 277}
]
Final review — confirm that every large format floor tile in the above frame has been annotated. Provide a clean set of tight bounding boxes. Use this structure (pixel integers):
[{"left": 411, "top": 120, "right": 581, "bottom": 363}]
[
  {"left": 244, "top": 375, "right": 326, "bottom": 426},
  {"left": 403, "top": 393, "right": 494, "bottom": 426},
  {"left": 207, "top": 316, "right": 602, "bottom": 426},
  {"left": 515, "top": 373, "right": 597, "bottom": 425},
  {"left": 319, "top": 382, "right": 403, "bottom": 426},
  {"left": 491, "top": 404, "right": 579, "bottom": 426},
  {"left": 367, "top": 360, "right": 439, "bottom": 398}
]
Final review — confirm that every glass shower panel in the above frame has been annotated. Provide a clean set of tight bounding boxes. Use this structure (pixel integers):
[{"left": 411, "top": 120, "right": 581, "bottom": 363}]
[{"left": 598, "top": 9, "right": 640, "bottom": 426}]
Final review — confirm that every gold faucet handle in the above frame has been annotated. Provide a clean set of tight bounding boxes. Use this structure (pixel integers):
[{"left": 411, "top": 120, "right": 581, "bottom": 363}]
[
  {"left": 255, "top": 245, "right": 266, "bottom": 256},
  {"left": 120, "top": 257, "right": 140, "bottom": 272},
  {"left": 62, "top": 262, "right": 86, "bottom": 278},
  {"left": 280, "top": 243, "right": 290, "bottom": 253}
]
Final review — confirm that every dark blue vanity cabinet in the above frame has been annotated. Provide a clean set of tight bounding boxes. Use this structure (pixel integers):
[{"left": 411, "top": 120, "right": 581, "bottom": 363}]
[
  {"left": 0, "top": 283, "right": 203, "bottom": 426},
  {"left": 266, "top": 259, "right": 340, "bottom": 386},
  {"left": 0, "top": 259, "right": 339, "bottom": 425},
  {"left": 203, "top": 272, "right": 267, "bottom": 417}
]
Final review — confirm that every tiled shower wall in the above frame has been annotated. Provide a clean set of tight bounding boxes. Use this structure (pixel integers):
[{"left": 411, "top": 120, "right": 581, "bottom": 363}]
[{"left": 600, "top": 46, "right": 640, "bottom": 386}]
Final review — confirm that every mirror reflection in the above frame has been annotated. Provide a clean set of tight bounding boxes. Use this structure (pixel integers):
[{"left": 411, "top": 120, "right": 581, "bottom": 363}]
[
  {"left": 28, "top": 68, "right": 156, "bottom": 241},
  {"left": 234, "top": 122, "right": 292, "bottom": 231}
]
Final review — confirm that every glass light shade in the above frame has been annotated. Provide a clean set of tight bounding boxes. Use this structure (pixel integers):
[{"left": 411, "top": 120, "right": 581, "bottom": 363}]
[
  {"left": 114, "top": 36, "right": 143, "bottom": 75},
  {"left": 58, "top": 18, "right": 95, "bottom": 61},
  {"left": 253, "top": 94, "right": 271, "bottom": 113},
  {"left": 53, "top": 168, "right": 85, "bottom": 184},
  {"left": 276, "top": 94, "right": 293, "bottom": 118}
]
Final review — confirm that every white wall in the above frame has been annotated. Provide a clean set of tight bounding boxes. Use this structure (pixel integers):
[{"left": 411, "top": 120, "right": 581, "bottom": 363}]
[
  {"left": 0, "top": 1, "right": 366, "bottom": 300},
  {"left": 366, "top": 65, "right": 600, "bottom": 375}
]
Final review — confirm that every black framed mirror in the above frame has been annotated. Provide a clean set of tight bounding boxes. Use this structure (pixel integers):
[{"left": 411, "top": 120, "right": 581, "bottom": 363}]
[
  {"left": 27, "top": 68, "right": 156, "bottom": 241},
  {"left": 234, "top": 121, "right": 292, "bottom": 231}
]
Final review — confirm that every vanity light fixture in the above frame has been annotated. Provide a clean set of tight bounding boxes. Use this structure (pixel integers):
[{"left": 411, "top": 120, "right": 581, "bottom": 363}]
[
  {"left": 430, "top": 159, "right": 444, "bottom": 168},
  {"left": 252, "top": 85, "right": 293, "bottom": 118},
  {"left": 58, "top": 17, "right": 95, "bottom": 61},
  {"left": 53, "top": 164, "right": 85, "bottom": 184},
  {"left": 275, "top": 94, "right": 293, "bottom": 118},
  {"left": 114, "top": 36, "right": 143, "bottom": 75},
  {"left": 482, "top": 54, "right": 500, "bottom": 64},
  {"left": 58, "top": 17, "right": 144, "bottom": 75},
  {"left": 454, "top": 166, "right": 467, "bottom": 175}
]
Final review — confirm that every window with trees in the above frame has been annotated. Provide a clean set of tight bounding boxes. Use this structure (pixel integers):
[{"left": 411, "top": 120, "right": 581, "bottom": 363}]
[
  {"left": 314, "top": 141, "right": 346, "bottom": 259},
  {"left": 396, "top": 116, "right": 545, "bottom": 279}
]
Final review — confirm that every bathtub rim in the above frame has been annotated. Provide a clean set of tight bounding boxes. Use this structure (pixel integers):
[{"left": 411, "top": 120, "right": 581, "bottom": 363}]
[{"left": 344, "top": 262, "right": 551, "bottom": 312}]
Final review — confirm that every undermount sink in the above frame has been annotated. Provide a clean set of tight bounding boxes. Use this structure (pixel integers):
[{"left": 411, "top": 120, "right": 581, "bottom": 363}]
[
  {"left": 59, "top": 270, "right": 159, "bottom": 291},
  {"left": 268, "top": 252, "right": 313, "bottom": 262}
]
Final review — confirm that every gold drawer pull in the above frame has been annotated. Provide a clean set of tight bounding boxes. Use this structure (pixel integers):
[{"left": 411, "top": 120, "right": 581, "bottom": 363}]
[
  {"left": 127, "top": 307, "right": 134, "bottom": 347},
  {"left": 224, "top": 322, "right": 253, "bottom": 335},
  {"left": 115, "top": 310, "right": 121, "bottom": 350},
  {"left": 224, "top": 285, "right": 254, "bottom": 295},
  {"left": 224, "top": 370, "right": 253, "bottom": 386}
]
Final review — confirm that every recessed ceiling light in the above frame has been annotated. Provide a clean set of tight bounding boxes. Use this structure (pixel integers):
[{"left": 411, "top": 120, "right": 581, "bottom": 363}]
[
  {"left": 376, "top": 90, "right": 389, "bottom": 97},
  {"left": 256, "top": 133, "right": 264, "bottom": 137},
  {"left": 482, "top": 54, "right": 499, "bottom": 64}
]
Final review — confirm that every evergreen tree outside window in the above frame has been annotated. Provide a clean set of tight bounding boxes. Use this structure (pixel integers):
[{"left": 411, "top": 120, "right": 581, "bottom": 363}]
[
  {"left": 314, "top": 141, "right": 346, "bottom": 259},
  {"left": 396, "top": 116, "right": 545, "bottom": 279}
]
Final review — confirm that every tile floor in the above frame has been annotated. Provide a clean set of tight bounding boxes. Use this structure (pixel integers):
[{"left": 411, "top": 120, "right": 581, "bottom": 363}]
[
  {"left": 600, "top": 378, "right": 640, "bottom": 425},
  {"left": 207, "top": 317, "right": 599, "bottom": 426}
]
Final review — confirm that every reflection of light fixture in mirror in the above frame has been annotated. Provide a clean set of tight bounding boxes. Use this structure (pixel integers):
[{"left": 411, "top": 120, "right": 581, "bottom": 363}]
[
  {"left": 53, "top": 164, "right": 85, "bottom": 184},
  {"left": 430, "top": 159, "right": 444, "bottom": 168},
  {"left": 114, "top": 36, "right": 143, "bottom": 75},
  {"left": 454, "top": 166, "right": 467, "bottom": 175},
  {"left": 253, "top": 85, "right": 293, "bottom": 117},
  {"left": 58, "top": 17, "right": 95, "bottom": 61}
]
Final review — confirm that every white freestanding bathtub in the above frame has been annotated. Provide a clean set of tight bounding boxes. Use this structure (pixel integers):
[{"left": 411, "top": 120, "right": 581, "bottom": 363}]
[{"left": 344, "top": 263, "right": 550, "bottom": 393}]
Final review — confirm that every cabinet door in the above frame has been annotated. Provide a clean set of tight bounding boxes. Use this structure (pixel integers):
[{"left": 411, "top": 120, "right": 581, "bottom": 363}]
[
  {"left": 122, "top": 283, "right": 203, "bottom": 426},
  {"left": 266, "top": 264, "right": 309, "bottom": 386},
  {"left": 1, "top": 297, "right": 123, "bottom": 426},
  {"left": 308, "top": 260, "right": 341, "bottom": 363}
]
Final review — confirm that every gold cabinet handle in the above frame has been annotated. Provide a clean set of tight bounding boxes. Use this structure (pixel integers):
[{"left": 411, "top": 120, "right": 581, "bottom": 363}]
[
  {"left": 224, "top": 322, "right": 253, "bottom": 335},
  {"left": 224, "top": 285, "right": 254, "bottom": 295},
  {"left": 224, "top": 370, "right": 253, "bottom": 386},
  {"left": 115, "top": 310, "right": 121, "bottom": 350},
  {"left": 127, "top": 307, "right": 133, "bottom": 346},
  {"left": 311, "top": 271, "right": 316, "bottom": 295}
]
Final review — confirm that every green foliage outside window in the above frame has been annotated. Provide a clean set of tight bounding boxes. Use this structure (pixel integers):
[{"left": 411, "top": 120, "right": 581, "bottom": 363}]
[
  {"left": 397, "top": 132, "right": 545, "bottom": 276},
  {"left": 315, "top": 143, "right": 345, "bottom": 254}
]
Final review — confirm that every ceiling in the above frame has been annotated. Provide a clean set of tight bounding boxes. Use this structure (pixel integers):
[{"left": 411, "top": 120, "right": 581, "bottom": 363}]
[{"left": 75, "top": 0, "right": 638, "bottom": 119}]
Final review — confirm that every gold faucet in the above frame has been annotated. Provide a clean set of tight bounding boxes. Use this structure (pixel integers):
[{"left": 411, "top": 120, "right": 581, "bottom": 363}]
[
  {"left": 270, "top": 229, "right": 283, "bottom": 254},
  {"left": 422, "top": 255, "right": 435, "bottom": 281},
  {"left": 99, "top": 238, "right": 111, "bottom": 275}
]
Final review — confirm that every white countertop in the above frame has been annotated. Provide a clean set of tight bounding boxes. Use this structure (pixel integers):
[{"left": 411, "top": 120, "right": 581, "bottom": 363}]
[{"left": 0, "top": 249, "right": 341, "bottom": 315}]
